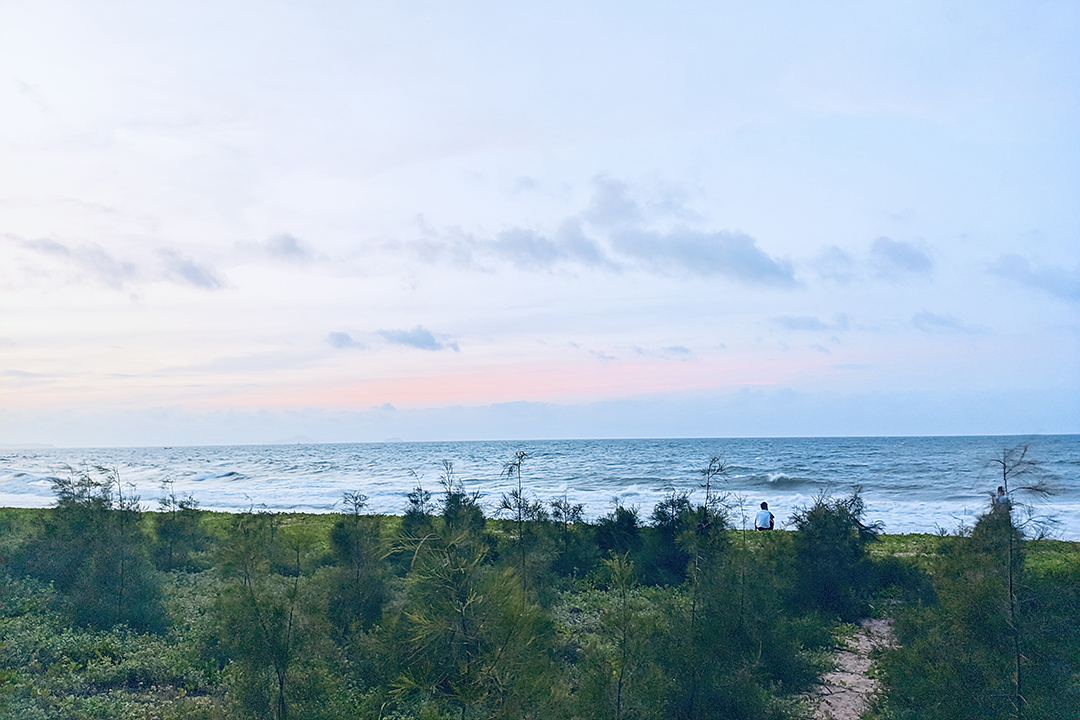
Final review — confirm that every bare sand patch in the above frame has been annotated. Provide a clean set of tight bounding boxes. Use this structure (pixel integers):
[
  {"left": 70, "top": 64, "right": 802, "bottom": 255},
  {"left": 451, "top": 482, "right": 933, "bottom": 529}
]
[{"left": 804, "top": 618, "right": 895, "bottom": 720}]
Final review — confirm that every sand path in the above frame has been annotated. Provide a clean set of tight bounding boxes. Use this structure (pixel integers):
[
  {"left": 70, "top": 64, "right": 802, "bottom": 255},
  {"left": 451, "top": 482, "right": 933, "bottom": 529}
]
[{"left": 804, "top": 618, "right": 895, "bottom": 720}]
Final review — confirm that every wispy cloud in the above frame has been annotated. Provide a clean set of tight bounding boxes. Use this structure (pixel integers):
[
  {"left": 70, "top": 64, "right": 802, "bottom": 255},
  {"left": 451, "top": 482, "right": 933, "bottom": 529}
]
[
  {"left": 405, "top": 178, "right": 793, "bottom": 286},
  {"left": 583, "top": 178, "right": 795, "bottom": 285},
  {"left": 158, "top": 249, "right": 227, "bottom": 290},
  {"left": 582, "top": 176, "right": 643, "bottom": 228},
  {"left": 235, "top": 234, "right": 318, "bottom": 265},
  {"left": 327, "top": 331, "right": 364, "bottom": 350},
  {"left": 483, "top": 219, "right": 612, "bottom": 271},
  {"left": 21, "top": 238, "right": 137, "bottom": 289},
  {"left": 990, "top": 254, "right": 1080, "bottom": 304},
  {"left": 871, "top": 237, "right": 933, "bottom": 280},
  {"left": 911, "top": 311, "right": 985, "bottom": 334},
  {"left": 13, "top": 78, "right": 50, "bottom": 113},
  {"left": 263, "top": 234, "right": 315, "bottom": 263},
  {"left": 3, "top": 369, "right": 43, "bottom": 378},
  {"left": 487, "top": 227, "right": 563, "bottom": 269},
  {"left": 771, "top": 315, "right": 829, "bottom": 331},
  {"left": 378, "top": 326, "right": 459, "bottom": 352},
  {"left": 812, "top": 246, "right": 857, "bottom": 284},
  {"left": 627, "top": 344, "right": 693, "bottom": 358},
  {"left": 1, "top": 369, "right": 49, "bottom": 386},
  {"left": 511, "top": 176, "right": 539, "bottom": 194},
  {"left": 770, "top": 313, "right": 849, "bottom": 332},
  {"left": 15, "top": 237, "right": 228, "bottom": 292},
  {"left": 567, "top": 340, "right": 619, "bottom": 362},
  {"left": 612, "top": 228, "right": 796, "bottom": 285}
]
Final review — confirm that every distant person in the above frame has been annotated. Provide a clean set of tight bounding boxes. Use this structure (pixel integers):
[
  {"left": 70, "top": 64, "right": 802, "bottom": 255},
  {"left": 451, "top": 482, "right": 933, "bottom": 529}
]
[
  {"left": 755, "top": 501, "right": 775, "bottom": 530},
  {"left": 992, "top": 486, "right": 1011, "bottom": 511}
]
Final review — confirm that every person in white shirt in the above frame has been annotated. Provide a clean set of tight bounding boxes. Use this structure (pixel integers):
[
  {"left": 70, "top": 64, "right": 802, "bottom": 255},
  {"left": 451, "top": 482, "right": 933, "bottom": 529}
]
[{"left": 755, "top": 501, "right": 775, "bottom": 530}]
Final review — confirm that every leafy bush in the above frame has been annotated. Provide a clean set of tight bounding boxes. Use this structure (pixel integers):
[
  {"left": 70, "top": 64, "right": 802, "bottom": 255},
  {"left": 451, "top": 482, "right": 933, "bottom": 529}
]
[
  {"left": 872, "top": 510, "right": 1080, "bottom": 720},
  {"left": 10, "top": 467, "right": 166, "bottom": 633},
  {"left": 152, "top": 482, "right": 211, "bottom": 572},
  {"left": 788, "top": 489, "right": 882, "bottom": 620},
  {"left": 639, "top": 490, "right": 694, "bottom": 586},
  {"left": 596, "top": 504, "right": 643, "bottom": 558},
  {"left": 326, "top": 507, "right": 390, "bottom": 635}
]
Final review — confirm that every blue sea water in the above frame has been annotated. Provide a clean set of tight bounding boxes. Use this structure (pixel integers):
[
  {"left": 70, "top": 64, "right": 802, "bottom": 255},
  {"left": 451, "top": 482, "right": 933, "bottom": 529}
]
[{"left": 2, "top": 435, "right": 1078, "bottom": 539}]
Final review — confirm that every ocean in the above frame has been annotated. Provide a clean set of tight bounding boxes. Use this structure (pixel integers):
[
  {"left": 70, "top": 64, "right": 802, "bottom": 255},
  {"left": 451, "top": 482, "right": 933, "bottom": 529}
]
[{"left": 2, "top": 435, "right": 1078, "bottom": 539}]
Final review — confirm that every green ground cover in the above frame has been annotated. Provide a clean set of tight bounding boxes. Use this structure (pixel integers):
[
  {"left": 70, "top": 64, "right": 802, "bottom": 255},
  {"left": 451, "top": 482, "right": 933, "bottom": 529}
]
[{"left": 0, "top": 465, "right": 1076, "bottom": 720}]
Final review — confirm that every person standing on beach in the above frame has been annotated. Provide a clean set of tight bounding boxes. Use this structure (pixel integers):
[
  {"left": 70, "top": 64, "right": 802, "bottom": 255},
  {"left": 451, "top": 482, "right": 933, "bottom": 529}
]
[
  {"left": 755, "top": 501, "right": 775, "bottom": 530},
  {"left": 992, "top": 486, "right": 1010, "bottom": 511}
]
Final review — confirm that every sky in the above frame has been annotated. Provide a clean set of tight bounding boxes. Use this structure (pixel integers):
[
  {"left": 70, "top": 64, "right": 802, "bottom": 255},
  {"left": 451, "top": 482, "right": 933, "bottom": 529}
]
[{"left": 1, "top": 0, "right": 1078, "bottom": 447}]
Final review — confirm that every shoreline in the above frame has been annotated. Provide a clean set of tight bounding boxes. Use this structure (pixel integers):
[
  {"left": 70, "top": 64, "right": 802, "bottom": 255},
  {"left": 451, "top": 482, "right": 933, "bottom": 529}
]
[
  {"left": 3, "top": 505, "right": 1078, "bottom": 548},
  {"left": 4, "top": 435, "right": 1078, "bottom": 539}
]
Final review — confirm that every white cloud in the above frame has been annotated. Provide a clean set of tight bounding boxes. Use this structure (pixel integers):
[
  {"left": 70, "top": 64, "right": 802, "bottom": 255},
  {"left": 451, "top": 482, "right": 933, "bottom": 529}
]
[
  {"left": 771, "top": 315, "right": 829, "bottom": 331},
  {"left": 378, "top": 326, "right": 459, "bottom": 352},
  {"left": 770, "top": 314, "right": 849, "bottom": 332},
  {"left": 911, "top": 311, "right": 985, "bottom": 334},
  {"left": 511, "top": 176, "right": 539, "bottom": 194},
  {"left": 582, "top": 176, "right": 643, "bottom": 228},
  {"left": 327, "top": 331, "right": 363, "bottom": 349},
  {"left": 870, "top": 237, "right": 933, "bottom": 280},
  {"left": 812, "top": 246, "right": 857, "bottom": 284},
  {"left": 261, "top": 234, "right": 315, "bottom": 264},
  {"left": 990, "top": 254, "right": 1080, "bottom": 304},
  {"left": 612, "top": 228, "right": 796, "bottom": 286},
  {"left": 488, "top": 227, "right": 574, "bottom": 270},
  {"left": 13, "top": 78, "right": 51, "bottom": 113},
  {"left": 13, "top": 237, "right": 233, "bottom": 293},
  {"left": 20, "top": 238, "right": 137, "bottom": 289},
  {"left": 402, "top": 179, "right": 793, "bottom": 286},
  {"left": 157, "top": 250, "right": 227, "bottom": 290}
]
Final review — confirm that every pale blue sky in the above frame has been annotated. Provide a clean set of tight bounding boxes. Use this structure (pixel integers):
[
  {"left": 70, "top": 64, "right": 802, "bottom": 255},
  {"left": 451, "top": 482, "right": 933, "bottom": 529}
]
[{"left": 1, "top": 0, "right": 1077, "bottom": 446}]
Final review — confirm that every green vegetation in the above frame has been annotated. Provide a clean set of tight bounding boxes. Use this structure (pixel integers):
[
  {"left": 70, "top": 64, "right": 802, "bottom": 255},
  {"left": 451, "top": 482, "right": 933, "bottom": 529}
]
[
  {"left": 867, "top": 445, "right": 1079, "bottom": 720},
  {"left": 0, "top": 456, "right": 1076, "bottom": 719},
  {"left": 869, "top": 511, "right": 1080, "bottom": 720}
]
